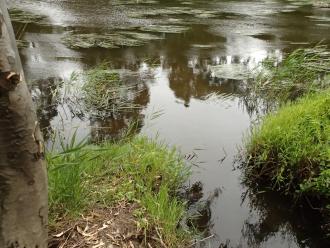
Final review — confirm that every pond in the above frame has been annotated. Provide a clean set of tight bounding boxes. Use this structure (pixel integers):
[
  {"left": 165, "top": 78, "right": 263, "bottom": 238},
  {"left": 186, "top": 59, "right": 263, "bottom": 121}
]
[{"left": 10, "top": 0, "right": 330, "bottom": 247}]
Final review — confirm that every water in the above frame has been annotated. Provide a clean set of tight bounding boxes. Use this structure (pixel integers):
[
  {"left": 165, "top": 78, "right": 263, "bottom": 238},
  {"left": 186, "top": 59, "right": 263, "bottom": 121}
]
[{"left": 10, "top": 0, "right": 330, "bottom": 247}]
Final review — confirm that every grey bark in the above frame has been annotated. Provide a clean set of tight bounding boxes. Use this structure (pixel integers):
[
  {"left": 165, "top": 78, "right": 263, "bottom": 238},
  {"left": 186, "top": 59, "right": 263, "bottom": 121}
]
[{"left": 0, "top": 1, "right": 48, "bottom": 247}]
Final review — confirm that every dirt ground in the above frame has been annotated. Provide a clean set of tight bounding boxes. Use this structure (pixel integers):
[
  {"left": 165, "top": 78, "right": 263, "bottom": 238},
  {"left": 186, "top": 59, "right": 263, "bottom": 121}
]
[{"left": 49, "top": 202, "right": 163, "bottom": 248}]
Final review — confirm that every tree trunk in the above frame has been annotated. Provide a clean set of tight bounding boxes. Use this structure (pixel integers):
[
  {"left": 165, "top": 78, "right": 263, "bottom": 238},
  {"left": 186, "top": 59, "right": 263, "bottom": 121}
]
[{"left": 0, "top": 1, "right": 48, "bottom": 247}]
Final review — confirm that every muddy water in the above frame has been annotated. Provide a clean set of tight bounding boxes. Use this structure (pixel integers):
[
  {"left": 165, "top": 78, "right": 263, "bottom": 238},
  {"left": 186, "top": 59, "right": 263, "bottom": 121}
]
[{"left": 10, "top": 0, "right": 330, "bottom": 247}]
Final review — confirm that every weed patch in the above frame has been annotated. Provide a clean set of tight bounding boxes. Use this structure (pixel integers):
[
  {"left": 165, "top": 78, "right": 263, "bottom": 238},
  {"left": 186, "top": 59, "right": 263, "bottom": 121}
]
[
  {"left": 249, "top": 45, "right": 330, "bottom": 104},
  {"left": 9, "top": 8, "right": 46, "bottom": 24},
  {"left": 48, "top": 136, "right": 191, "bottom": 247},
  {"left": 62, "top": 65, "right": 145, "bottom": 119},
  {"left": 244, "top": 89, "right": 330, "bottom": 198},
  {"left": 62, "top": 31, "right": 163, "bottom": 49}
]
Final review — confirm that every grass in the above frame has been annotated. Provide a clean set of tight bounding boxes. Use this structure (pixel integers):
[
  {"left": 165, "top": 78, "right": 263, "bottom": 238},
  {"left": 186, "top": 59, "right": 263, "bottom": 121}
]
[
  {"left": 244, "top": 89, "right": 330, "bottom": 199},
  {"left": 48, "top": 136, "right": 191, "bottom": 246},
  {"left": 63, "top": 64, "right": 143, "bottom": 119},
  {"left": 249, "top": 45, "right": 330, "bottom": 104},
  {"left": 9, "top": 8, "right": 46, "bottom": 24}
]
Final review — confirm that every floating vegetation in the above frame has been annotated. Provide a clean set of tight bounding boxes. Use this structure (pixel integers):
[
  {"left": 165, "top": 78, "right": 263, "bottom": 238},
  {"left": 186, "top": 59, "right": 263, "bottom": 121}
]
[
  {"left": 307, "top": 15, "right": 330, "bottom": 22},
  {"left": 62, "top": 33, "right": 144, "bottom": 49},
  {"left": 9, "top": 8, "right": 46, "bottom": 24},
  {"left": 62, "top": 31, "right": 165, "bottom": 49},
  {"left": 111, "top": 0, "right": 159, "bottom": 5},
  {"left": 312, "top": 0, "right": 330, "bottom": 7},
  {"left": 140, "top": 25, "right": 190, "bottom": 34},
  {"left": 209, "top": 64, "right": 254, "bottom": 80},
  {"left": 129, "top": 7, "right": 220, "bottom": 19},
  {"left": 286, "top": 0, "right": 330, "bottom": 7},
  {"left": 118, "top": 31, "right": 163, "bottom": 41}
]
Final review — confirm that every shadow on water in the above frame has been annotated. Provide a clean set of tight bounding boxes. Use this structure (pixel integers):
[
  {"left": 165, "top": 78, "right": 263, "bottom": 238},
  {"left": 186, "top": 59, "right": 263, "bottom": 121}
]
[{"left": 9, "top": 0, "right": 330, "bottom": 247}]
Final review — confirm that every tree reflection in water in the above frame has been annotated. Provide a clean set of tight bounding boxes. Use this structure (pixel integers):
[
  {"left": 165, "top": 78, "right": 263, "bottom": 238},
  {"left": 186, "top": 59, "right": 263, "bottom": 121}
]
[
  {"left": 241, "top": 189, "right": 328, "bottom": 248},
  {"left": 30, "top": 77, "right": 62, "bottom": 140}
]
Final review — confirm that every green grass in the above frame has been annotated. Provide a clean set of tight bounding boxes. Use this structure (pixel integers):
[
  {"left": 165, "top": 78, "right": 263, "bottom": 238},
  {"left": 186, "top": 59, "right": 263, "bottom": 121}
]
[
  {"left": 48, "top": 136, "right": 191, "bottom": 246},
  {"left": 244, "top": 89, "right": 330, "bottom": 198},
  {"left": 250, "top": 45, "right": 330, "bottom": 104},
  {"left": 65, "top": 64, "right": 142, "bottom": 118}
]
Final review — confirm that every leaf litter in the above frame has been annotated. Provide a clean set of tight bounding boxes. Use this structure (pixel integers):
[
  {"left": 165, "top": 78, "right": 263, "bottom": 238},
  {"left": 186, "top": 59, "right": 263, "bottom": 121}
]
[{"left": 49, "top": 202, "right": 161, "bottom": 248}]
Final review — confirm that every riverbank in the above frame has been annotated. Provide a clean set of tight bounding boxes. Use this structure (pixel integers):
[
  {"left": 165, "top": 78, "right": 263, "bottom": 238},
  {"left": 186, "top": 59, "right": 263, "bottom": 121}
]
[
  {"left": 243, "top": 47, "right": 330, "bottom": 236},
  {"left": 48, "top": 136, "right": 192, "bottom": 248}
]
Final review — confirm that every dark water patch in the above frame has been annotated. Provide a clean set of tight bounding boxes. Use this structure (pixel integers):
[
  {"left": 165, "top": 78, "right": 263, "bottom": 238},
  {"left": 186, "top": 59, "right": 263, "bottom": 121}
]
[
  {"left": 251, "top": 33, "right": 277, "bottom": 41},
  {"left": 241, "top": 189, "right": 330, "bottom": 248}
]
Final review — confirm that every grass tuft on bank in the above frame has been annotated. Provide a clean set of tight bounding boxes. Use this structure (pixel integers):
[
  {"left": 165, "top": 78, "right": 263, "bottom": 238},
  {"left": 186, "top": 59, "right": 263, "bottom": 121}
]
[
  {"left": 244, "top": 89, "right": 330, "bottom": 198},
  {"left": 48, "top": 136, "right": 191, "bottom": 247}
]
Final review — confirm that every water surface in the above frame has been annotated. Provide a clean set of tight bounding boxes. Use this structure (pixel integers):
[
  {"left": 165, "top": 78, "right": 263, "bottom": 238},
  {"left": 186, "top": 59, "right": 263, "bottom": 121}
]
[{"left": 10, "top": 0, "right": 330, "bottom": 247}]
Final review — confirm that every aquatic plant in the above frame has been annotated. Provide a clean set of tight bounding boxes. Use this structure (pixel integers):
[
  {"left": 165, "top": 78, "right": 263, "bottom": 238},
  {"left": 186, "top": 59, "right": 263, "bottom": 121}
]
[
  {"left": 81, "top": 66, "right": 143, "bottom": 117},
  {"left": 140, "top": 24, "right": 190, "bottom": 34},
  {"left": 9, "top": 8, "right": 46, "bottom": 24},
  {"left": 59, "top": 65, "right": 145, "bottom": 119},
  {"left": 62, "top": 31, "right": 164, "bottom": 49},
  {"left": 16, "top": 39, "right": 29, "bottom": 49},
  {"left": 128, "top": 6, "right": 220, "bottom": 19},
  {"left": 251, "top": 45, "right": 330, "bottom": 103}
]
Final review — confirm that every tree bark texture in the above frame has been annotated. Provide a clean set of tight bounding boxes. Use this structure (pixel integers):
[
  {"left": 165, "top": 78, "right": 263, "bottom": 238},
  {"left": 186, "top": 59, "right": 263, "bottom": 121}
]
[{"left": 0, "top": 1, "right": 48, "bottom": 247}]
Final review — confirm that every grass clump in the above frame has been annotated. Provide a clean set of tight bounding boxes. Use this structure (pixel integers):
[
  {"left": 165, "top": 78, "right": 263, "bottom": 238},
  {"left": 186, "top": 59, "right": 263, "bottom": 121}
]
[
  {"left": 251, "top": 45, "right": 330, "bottom": 103},
  {"left": 65, "top": 65, "right": 143, "bottom": 118},
  {"left": 82, "top": 67, "right": 140, "bottom": 114},
  {"left": 48, "top": 136, "right": 191, "bottom": 246},
  {"left": 244, "top": 89, "right": 330, "bottom": 198}
]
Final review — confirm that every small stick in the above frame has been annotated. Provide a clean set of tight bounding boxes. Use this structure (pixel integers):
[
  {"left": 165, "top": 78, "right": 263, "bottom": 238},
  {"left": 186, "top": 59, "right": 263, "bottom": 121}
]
[{"left": 189, "top": 234, "right": 215, "bottom": 247}]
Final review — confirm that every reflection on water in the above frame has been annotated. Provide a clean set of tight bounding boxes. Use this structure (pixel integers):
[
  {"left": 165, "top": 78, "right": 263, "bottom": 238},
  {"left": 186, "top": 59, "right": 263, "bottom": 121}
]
[
  {"left": 10, "top": 0, "right": 330, "bottom": 247},
  {"left": 30, "top": 77, "right": 62, "bottom": 140},
  {"left": 241, "top": 190, "right": 327, "bottom": 248},
  {"left": 89, "top": 80, "right": 150, "bottom": 143}
]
